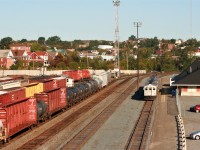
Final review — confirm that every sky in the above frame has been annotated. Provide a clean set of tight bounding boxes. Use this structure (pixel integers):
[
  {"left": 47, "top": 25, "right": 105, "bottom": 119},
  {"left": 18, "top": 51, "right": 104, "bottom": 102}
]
[{"left": 0, "top": 0, "right": 199, "bottom": 41}]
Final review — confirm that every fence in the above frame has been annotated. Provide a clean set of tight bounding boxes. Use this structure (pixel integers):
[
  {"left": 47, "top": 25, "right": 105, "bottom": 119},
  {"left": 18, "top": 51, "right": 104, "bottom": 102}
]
[{"left": 176, "top": 89, "right": 187, "bottom": 150}]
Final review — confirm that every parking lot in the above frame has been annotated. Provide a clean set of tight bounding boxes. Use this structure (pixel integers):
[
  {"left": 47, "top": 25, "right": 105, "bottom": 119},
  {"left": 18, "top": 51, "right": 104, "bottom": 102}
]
[{"left": 180, "top": 96, "right": 200, "bottom": 150}]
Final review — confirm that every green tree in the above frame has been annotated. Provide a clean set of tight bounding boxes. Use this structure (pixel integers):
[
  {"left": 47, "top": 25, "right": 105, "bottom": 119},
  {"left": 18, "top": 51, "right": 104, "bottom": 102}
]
[
  {"left": 46, "top": 36, "right": 61, "bottom": 47},
  {"left": 56, "top": 62, "right": 67, "bottom": 69},
  {"left": 0, "top": 37, "right": 13, "bottom": 49},
  {"left": 10, "top": 60, "right": 26, "bottom": 70},
  {"left": 69, "top": 62, "right": 79, "bottom": 70},
  {"left": 128, "top": 35, "right": 136, "bottom": 40},
  {"left": 20, "top": 39, "right": 28, "bottom": 43},
  {"left": 38, "top": 37, "right": 45, "bottom": 45},
  {"left": 31, "top": 43, "right": 46, "bottom": 52},
  {"left": 29, "top": 61, "right": 43, "bottom": 69}
]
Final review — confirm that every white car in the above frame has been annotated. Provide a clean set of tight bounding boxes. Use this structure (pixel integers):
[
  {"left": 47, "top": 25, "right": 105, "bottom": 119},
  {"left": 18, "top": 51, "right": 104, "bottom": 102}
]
[{"left": 190, "top": 130, "right": 200, "bottom": 140}]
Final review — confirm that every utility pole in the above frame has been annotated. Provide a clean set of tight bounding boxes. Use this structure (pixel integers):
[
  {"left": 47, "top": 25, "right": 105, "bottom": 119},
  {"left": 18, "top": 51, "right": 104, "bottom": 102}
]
[
  {"left": 113, "top": 0, "right": 120, "bottom": 78},
  {"left": 134, "top": 22, "right": 142, "bottom": 91},
  {"left": 87, "top": 51, "right": 89, "bottom": 69},
  {"left": 126, "top": 51, "right": 128, "bottom": 70}
]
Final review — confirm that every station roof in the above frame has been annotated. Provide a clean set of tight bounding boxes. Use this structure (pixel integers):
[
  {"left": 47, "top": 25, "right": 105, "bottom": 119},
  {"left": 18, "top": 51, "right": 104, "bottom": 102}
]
[{"left": 172, "top": 58, "right": 200, "bottom": 86}]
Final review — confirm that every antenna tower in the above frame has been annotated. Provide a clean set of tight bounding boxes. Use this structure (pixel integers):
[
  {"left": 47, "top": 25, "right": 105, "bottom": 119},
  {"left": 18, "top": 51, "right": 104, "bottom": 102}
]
[{"left": 113, "top": 0, "right": 120, "bottom": 78}]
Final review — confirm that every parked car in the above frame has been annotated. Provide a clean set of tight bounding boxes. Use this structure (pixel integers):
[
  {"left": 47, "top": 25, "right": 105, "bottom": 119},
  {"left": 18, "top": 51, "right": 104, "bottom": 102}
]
[
  {"left": 190, "top": 130, "right": 200, "bottom": 140},
  {"left": 190, "top": 105, "right": 200, "bottom": 113}
]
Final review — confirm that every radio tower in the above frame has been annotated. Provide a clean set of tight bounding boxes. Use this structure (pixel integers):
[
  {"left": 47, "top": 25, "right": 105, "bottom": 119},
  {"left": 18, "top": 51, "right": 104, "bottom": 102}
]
[{"left": 113, "top": 0, "right": 120, "bottom": 78}]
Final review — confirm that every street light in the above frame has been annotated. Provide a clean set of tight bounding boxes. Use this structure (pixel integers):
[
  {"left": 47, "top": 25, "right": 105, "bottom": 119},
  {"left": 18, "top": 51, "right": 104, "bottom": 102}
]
[{"left": 134, "top": 22, "right": 142, "bottom": 91}]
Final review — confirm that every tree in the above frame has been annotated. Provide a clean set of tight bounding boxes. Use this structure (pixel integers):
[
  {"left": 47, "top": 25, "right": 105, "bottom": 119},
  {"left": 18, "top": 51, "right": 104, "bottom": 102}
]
[
  {"left": 0, "top": 37, "right": 13, "bottom": 49},
  {"left": 31, "top": 43, "right": 46, "bottom": 52},
  {"left": 170, "top": 39, "right": 176, "bottom": 44},
  {"left": 38, "top": 37, "right": 45, "bottom": 45},
  {"left": 46, "top": 36, "right": 61, "bottom": 46},
  {"left": 10, "top": 60, "right": 26, "bottom": 70},
  {"left": 69, "top": 62, "right": 79, "bottom": 70},
  {"left": 128, "top": 35, "right": 136, "bottom": 40},
  {"left": 49, "top": 53, "right": 67, "bottom": 68},
  {"left": 56, "top": 62, "right": 67, "bottom": 69},
  {"left": 20, "top": 39, "right": 28, "bottom": 43}
]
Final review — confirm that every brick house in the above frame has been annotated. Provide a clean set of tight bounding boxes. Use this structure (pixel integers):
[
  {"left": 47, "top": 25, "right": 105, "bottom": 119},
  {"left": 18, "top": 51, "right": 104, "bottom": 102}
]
[
  {"left": 10, "top": 43, "right": 31, "bottom": 52},
  {"left": 0, "top": 50, "right": 15, "bottom": 69},
  {"left": 27, "top": 51, "right": 52, "bottom": 66},
  {"left": 11, "top": 50, "right": 29, "bottom": 67}
]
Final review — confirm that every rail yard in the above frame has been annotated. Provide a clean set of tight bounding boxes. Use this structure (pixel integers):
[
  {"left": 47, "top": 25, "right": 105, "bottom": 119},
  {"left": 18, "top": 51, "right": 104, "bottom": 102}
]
[{"left": 0, "top": 70, "right": 184, "bottom": 150}]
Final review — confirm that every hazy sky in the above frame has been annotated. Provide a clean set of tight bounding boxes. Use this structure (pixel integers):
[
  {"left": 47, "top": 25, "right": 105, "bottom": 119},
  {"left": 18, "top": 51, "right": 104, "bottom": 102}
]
[{"left": 0, "top": 0, "right": 199, "bottom": 41}]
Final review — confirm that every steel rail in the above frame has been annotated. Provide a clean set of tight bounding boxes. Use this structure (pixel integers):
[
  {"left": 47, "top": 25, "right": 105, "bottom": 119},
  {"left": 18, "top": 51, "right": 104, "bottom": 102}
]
[
  {"left": 16, "top": 77, "right": 133, "bottom": 149},
  {"left": 124, "top": 99, "right": 153, "bottom": 150}
]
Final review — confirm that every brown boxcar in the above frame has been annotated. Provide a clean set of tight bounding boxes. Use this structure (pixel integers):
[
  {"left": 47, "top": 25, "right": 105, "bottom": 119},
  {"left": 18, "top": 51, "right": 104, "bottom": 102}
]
[
  {"left": 62, "top": 70, "right": 82, "bottom": 81},
  {"left": 52, "top": 77, "right": 66, "bottom": 88},
  {"left": 0, "top": 97, "right": 37, "bottom": 142},
  {"left": 82, "top": 69, "right": 90, "bottom": 79},
  {"left": 29, "top": 78, "right": 55, "bottom": 92},
  {"left": 0, "top": 87, "right": 26, "bottom": 107},
  {"left": 34, "top": 88, "right": 67, "bottom": 116}
]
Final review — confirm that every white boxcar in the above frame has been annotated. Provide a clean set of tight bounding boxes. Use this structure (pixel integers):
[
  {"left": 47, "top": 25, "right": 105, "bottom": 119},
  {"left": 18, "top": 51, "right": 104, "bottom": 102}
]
[
  {"left": 0, "top": 81, "right": 21, "bottom": 90},
  {"left": 92, "top": 71, "right": 111, "bottom": 87}
]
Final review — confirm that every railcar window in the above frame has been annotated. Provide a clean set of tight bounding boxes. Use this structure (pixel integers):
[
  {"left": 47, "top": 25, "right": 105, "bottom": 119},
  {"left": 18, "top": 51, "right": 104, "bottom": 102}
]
[
  {"left": 153, "top": 88, "right": 155, "bottom": 90},
  {"left": 145, "top": 88, "right": 148, "bottom": 90},
  {"left": 149, "top": 88, "right": 152, "bottom": 90}
]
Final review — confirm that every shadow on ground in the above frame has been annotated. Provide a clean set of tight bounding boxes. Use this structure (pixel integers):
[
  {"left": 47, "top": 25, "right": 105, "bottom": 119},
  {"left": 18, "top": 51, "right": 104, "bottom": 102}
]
[{"left": 131, "top": 86, "right": 144, "bottom": 101}]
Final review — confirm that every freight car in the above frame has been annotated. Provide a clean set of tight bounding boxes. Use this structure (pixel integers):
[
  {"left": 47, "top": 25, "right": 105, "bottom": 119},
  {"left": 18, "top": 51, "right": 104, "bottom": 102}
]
[
  {"left": 0, "top": 98, "right": 38, "bottom": 143},
  {"left": 0, "top": 76, "right": 103, "bottom": 143},
  {"left": 143, "top": 75, "right": 158, "bottom": 100},
  {"left": 62, "top": 70, "right": 91, "bottom": 81},
  {"left": 67, "top": 79, "right": 101, "bottom": 106}
]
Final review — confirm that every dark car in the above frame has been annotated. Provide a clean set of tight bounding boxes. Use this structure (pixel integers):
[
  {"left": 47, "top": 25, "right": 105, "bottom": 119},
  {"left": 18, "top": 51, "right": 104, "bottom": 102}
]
[{"left": 190, "top": 105, "right": 200, "bottom": 113}]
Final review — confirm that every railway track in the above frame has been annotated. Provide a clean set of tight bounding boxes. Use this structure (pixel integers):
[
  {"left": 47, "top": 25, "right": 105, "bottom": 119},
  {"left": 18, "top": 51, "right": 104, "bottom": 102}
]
[
  {"left": 16, "top": 77, "right": 133, "bottom": 149},
  {"left": 125, "top": 100, "right": 154, "bottom": 150},
  {"left": 60, "top": 76, "right": 147, "bottom": 150},
  {"left": 124, "top": 72, "right": 171, "bottom": 150}
]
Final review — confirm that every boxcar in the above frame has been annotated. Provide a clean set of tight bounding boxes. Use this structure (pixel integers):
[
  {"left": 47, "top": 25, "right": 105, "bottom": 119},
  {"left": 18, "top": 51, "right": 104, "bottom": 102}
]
[
  {"left": 24, "top": 83, "right": 43, "bottom": 98},
  {"left": 0, "top": 98, "right": 37, "bottom": 142},
  {"left": 0, "top": 87, "right": 26, "bottom": 107},
  {"left": 34, "top": 88, "right": 67, "bottom": 117}
]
